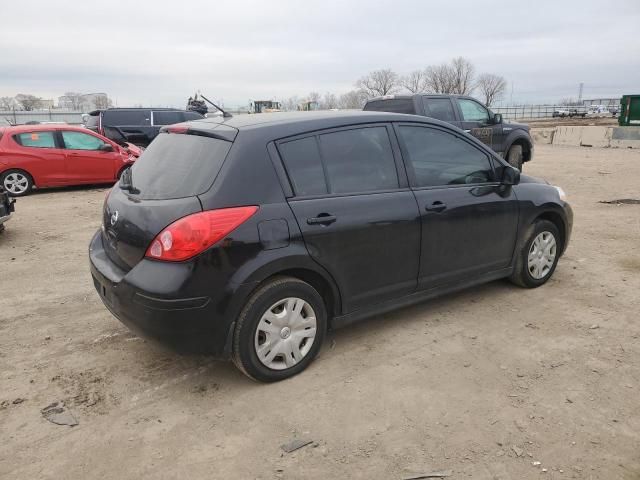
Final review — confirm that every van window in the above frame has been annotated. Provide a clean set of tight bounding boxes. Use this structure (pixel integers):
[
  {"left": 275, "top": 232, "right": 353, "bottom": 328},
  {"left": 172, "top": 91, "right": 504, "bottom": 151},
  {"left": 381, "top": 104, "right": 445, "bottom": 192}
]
[
  {"left": 278, "top": 137, "right": 328, "bottom": 196},
  {"left": 318, "top": 127, "right": 398, "bottom": 194},
  {"left": 153, "top": 111, "right": 184, "bottom": 126},
  {"left": 103, "top": 110, "right": 151, "bottom": 126},
  {"left": 129, "top": 133, "right": 231, "bottom": 200},
  {"left": 184, "top": 112, "right": 205, "bottom": 121}
]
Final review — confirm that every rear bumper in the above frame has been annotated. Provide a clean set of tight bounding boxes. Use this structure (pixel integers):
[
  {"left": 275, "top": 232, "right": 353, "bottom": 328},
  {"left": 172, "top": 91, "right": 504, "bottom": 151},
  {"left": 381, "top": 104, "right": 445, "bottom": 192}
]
[{"left": 89, "top": 230, "right": 233, "bottom": 355}]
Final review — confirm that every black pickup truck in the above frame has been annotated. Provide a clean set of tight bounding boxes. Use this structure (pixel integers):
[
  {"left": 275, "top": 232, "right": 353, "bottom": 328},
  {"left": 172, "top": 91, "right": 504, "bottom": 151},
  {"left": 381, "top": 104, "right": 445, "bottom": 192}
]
[
  {"left": 364, "top": 94, "right": 533, "bottom": 170},
  {"left": 0, "top": 185, "right": 15, "bottom": 233}
]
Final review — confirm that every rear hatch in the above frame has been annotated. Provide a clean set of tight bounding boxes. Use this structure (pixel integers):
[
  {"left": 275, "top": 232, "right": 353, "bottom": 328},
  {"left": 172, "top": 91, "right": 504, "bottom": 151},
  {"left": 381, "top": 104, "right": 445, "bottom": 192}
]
[{"left": 101, "top": 126, "right": 236, "bottom": 271}]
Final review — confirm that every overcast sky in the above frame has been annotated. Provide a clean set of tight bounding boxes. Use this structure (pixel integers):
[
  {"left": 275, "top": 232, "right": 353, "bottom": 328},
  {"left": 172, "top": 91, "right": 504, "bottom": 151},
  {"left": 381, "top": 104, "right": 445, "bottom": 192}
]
[{"left": 1, "top": 0, "right": 638, "bottom": 108}]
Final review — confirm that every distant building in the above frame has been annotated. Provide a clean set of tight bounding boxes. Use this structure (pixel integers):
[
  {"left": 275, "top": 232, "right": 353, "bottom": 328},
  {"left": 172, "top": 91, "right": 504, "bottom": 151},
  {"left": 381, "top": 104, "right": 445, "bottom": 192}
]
[{"left": 57, "top": 92, "right": 111, "bottom": 111}]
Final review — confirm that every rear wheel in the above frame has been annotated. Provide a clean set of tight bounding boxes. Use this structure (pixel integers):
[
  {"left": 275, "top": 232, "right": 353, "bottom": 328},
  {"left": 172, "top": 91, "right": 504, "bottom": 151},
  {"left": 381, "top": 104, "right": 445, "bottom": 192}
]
[
  {"left": 507, "top": 145, "right": 524, "bottom": 171},
  {"left": 232, "top": 276, "right": 327, "bottom": 382},
  {"left": 510, "top": 220, "right": 561, "bottom": 288},
  {"left": 2, "top": 169, "right": 33, "bottom": 196}
]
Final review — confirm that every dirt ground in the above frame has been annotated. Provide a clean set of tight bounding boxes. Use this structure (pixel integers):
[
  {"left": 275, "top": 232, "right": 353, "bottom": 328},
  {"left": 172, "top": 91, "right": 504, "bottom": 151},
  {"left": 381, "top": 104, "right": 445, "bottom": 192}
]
[{"left": 1, "top": 144, "right": 639, "bottom": 480}]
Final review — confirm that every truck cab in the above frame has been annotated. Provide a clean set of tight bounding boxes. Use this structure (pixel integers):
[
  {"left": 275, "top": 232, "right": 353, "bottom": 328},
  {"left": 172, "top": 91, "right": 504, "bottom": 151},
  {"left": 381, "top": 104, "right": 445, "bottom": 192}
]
[{"left": 364, "top": 94, "right": 533, "bottom": 170}]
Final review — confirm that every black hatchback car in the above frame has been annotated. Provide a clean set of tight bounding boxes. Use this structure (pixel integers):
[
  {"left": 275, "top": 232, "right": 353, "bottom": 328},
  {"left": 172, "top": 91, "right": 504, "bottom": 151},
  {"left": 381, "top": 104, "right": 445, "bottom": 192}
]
[{"left": 89, "top": 111, "right": 572, "bottom": 382}]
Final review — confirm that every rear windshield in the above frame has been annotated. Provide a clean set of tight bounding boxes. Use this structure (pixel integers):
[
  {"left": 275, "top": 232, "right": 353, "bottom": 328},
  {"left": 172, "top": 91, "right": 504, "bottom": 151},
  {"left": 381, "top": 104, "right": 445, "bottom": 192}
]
[
  {"left": 363, "top": 99, "right": 416, "bottom": 114},
  {"left": 129, "top": 133, "right": 231, "bottom": 200}
]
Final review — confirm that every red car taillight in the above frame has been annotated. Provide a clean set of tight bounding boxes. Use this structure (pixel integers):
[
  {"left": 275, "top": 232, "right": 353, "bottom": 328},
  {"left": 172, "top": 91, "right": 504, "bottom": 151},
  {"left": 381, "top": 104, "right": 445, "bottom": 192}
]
[{"left": 145, "top": 206, "right": 258, "bottom": 262}]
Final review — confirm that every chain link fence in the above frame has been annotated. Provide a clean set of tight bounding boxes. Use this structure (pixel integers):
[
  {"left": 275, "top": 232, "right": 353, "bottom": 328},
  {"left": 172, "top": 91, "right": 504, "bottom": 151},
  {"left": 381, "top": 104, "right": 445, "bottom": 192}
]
[{"left": 0, "top": 109, "right": 85, "bottom": 126}]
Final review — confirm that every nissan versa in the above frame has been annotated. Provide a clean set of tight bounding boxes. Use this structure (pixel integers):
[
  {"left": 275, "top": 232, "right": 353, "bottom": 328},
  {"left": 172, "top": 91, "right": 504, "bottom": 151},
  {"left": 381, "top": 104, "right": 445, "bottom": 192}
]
[{"left": 89, "top": 111, "right": 572, "bottom": 382}]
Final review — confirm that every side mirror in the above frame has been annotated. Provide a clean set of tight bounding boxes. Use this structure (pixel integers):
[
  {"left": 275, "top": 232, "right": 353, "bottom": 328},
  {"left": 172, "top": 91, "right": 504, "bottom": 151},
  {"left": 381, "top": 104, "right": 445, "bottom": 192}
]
[
  {"left": 492, "top": 113, "right": 503, "bottom": 124},
  {"left": 99, "top": 143, "right": 114, "bottom": 152},
  {"left": 502, "top": 165, "right": 520, "bottom": 185}
]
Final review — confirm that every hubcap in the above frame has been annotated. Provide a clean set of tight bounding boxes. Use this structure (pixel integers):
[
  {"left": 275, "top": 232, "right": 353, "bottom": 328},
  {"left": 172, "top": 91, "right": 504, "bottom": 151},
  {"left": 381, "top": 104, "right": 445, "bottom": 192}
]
[
  {"left": 254, "top": 297, "right": 317, "bottom": 370},
  {"left": 3, "top": 173, "right": 29, "bottom": 194},
  {"left": 528, "top": 231, "right": 557, "bottom": 280}
]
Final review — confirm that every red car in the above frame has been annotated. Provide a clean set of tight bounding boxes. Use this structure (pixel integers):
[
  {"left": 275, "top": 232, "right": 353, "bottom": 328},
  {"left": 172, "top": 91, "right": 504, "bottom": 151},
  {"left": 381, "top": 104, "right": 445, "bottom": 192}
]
[{"left": 0, "top": 124, "right": 142, "bottom": 196}]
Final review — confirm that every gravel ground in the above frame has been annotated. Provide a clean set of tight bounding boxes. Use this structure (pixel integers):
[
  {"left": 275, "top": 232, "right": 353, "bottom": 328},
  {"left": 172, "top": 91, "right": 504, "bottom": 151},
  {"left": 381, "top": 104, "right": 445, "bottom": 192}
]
[{"left": 1, "top": 144, "right": 639, "bottom": 480}]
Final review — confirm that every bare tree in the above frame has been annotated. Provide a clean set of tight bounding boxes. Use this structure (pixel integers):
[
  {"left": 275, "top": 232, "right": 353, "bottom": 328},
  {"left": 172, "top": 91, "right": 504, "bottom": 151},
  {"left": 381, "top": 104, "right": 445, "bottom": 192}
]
[
  {"left": 281, "top": 96, "right": 300, "bottom": 111},
  {"left": 93, "top": 95, "right": 113, "bottom": 110},
  {"left": 559, "top": 97, "right": 580, "bottom": 106},
  {"left": 0, "top": 97, "right": 13, "bottom": 110},
  {"left": 355, "top": 69, "right": 400, "bottom": 98},
  {"left": 449, "top": 57, "right": 475, "bottom": 95},
  {"left": 15, "top": 94, "right": 43, "bottom": 111},
  {"left": 424, "top": 57, "right": 476, "bottom": 95},
  {"left": 338, "top": 90, "right": 367, "bottom": 109},
  {"left": 320, "top": 92, "right": 338, "bottom": 110},
  {"left": 476, "top": 73, "right": 507, "bottom": 107},
  {"left": 401, "top": 70, "right": 428, "bottom": 93},
  {"left": 424, "top": 64, "right": 453, "bottom": 94},
  {"left": 306, "top": 92, "right": 321, "bottom": 104},
  {"left": 63, "top": 92, "right": 84, "bottom": 110}
]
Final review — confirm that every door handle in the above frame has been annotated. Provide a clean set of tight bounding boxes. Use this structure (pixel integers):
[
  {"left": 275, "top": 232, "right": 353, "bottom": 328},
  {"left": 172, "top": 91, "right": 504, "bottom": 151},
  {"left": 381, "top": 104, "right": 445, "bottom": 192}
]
[
  {"left": 425, "top": 201, "right": 446, "bottom": 213},
  {"left": 307, "top": 214, "right": 336, "bottom": 226}
]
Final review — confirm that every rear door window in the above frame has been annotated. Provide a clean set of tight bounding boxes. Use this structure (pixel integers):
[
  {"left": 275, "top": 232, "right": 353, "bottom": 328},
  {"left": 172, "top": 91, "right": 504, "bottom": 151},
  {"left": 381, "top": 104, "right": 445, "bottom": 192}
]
[
  {"left": 13, "top": 131, "right": 56, "bottom": 148},
  {"left": 128, "top": 133, "right": 231, "bottom": 200},
  {"left": 318, "top": 126, "right": 398, "bottom": 194},
  {"left": 152, "top": 111, "right": 184, "bottom": 126},
  {"left": 103, "top": 110, "right": 151, "bottom": 126},
  {"left": 423, "top": 97, "right": 457, "bottom": 121},
  {"left": 363, "top": 99, "right": 416, "bottom": 114}
]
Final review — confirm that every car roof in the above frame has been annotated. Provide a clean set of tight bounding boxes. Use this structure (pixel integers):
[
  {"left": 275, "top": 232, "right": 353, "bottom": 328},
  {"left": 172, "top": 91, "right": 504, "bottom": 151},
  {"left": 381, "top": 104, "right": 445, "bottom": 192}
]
[
  {"left": 366, "top": 93, "right": 473, "bottom": 102},
  {"left": 2, "top": 124, "right": 101, "bottom": 134},
  {"left": 88, "top": 107, "right": 196, "bottom": 115},
  {"left": 183, "top": 110, "right": 446, "bottom": 139}
]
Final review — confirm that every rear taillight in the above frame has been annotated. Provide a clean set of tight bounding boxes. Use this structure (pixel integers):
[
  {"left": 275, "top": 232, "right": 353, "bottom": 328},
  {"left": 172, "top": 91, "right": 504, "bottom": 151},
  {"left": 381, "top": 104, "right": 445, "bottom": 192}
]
[{"left": 145, "top": 206, "right": 258, "bottom": 262}]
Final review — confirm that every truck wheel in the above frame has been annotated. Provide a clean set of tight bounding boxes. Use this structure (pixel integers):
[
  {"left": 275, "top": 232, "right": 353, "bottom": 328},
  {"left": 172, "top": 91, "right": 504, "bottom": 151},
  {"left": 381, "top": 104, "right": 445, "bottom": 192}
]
[{"left": 507, "top": 145, "right": 523, "bottom": 171}]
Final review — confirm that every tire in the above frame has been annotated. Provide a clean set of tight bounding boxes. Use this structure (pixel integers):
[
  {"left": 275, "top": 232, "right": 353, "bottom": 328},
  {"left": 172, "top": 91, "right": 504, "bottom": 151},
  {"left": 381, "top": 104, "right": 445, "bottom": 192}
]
[
  {"left": 507, "top": 145, "right": 524, "bottom": 171},
  {"left": 1, "top": 169, "right": 33, "bottom": 197},
  {"left": 509, "top": 220, "right": 561, "bottom": 288},
  {"left": 232, "top": 276, "right": 327, "bottom": 382}
]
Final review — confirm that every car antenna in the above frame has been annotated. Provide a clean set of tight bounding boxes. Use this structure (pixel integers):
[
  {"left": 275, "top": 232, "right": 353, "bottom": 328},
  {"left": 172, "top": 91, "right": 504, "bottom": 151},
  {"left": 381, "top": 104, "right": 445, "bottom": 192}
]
[{"left": 198, "top": 92, "right": 232, "bottom": 118}]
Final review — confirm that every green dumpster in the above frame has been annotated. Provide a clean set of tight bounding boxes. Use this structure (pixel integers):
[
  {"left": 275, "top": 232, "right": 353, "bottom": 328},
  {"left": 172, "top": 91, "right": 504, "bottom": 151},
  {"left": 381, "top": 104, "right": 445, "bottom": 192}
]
[{"left": 619, "top": 94, "right": 640, "bottom": 126}]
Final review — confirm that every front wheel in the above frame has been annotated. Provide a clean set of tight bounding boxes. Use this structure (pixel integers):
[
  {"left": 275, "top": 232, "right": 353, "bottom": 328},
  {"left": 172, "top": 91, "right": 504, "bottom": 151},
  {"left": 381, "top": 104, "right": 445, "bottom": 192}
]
[
  {"left": 510, "top": 220, "right": 561, "bottom": 288},
  {"left": 232, "top": 276, "right": 327, "bottom": 382},
  {"left": 2, "top": 169, "right": 33, "bottom": 196},
  {"left": 507, "top": 145, "right": 524, "bottom": 171}
]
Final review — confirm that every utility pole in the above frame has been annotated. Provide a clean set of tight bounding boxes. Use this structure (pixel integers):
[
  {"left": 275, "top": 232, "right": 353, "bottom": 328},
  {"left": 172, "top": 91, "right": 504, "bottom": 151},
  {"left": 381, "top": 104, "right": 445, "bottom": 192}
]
[{"left": 578, "top": 82, "right": 584, "bottom": 104}]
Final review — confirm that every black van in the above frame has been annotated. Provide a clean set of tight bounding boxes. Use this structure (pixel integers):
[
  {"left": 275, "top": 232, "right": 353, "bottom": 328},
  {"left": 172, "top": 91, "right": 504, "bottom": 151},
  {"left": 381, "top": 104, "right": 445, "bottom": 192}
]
[
  {"left": 90, "top": 111, "right": 572, "bottom": 382},
  {"left": 85, "top": 108, "right": 204, "bottom": 147}
]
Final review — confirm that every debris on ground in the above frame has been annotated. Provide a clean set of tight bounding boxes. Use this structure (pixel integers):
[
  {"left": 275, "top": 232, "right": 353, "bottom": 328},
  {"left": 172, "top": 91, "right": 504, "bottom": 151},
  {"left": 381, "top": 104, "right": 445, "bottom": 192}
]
[
  {"left": 41, "top": 401, "right": 78, "bottom": 426},
  {"left": 280, "top": 438, "right": 313, "bottom": 453},
  {"left": 512, "top": 445, "right": 524, "bottom": 457},
  {"left": 532, "top": 461, "right": 542, "bottom": 466},
  {"left": 599, "top": 198, "right": 640, "bottom": 205},
  {"left": 12, "top": 398, "right": 26, "bottom": 405},
  {"left": 403, "top": 471, "right": 452, "bottom": 479}
]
